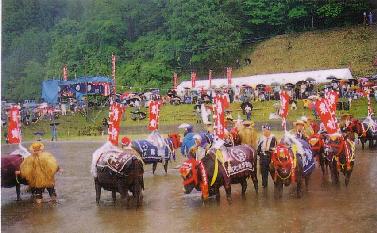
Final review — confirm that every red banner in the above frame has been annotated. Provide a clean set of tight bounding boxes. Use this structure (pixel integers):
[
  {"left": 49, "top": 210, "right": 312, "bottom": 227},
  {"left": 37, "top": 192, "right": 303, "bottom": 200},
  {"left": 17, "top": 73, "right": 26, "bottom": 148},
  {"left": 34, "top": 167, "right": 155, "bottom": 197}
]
[
  {"left": 226, "top": 67, "right": 232, "bottom": 85},
  {"left": 112, "top": 54, "right": 116, "bottom": 94},
  {"left": 148, "top": 100, "right": 161, "bottom": 131},
  {"left": 63, "top": 64, "right": 68, "bottom": 81},
  {"left": 279, "top": 91, "right": 290, "bottom": 130},
  {"left": 324, "top": 90, "right": 338, "bottom": 116},
  {"left": 7, "top": 105, "right": 21, "bottom": 144},
  {"left": 191, "top": 72, "right": 196, "bottom": 88},
  {"left": 108, "top": 102, "right": 125, "bottom": 145},
  {"left": 173, "top": 72, "right": 178, "bottom": 89},
  {"left": 315, "top": 98, "right": 339, "bottom": 134},
  {"left": 214, "top": 95, "right": 228, "bottom": 139},
  {"left": 208, "top": 70, "right": 212, "bottom": 87}
]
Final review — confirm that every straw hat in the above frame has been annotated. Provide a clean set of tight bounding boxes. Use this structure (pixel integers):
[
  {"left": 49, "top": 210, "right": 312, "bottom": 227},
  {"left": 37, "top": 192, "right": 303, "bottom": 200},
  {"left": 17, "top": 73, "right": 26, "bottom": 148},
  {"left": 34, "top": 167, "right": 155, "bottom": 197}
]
[
  {"left": 293, "top": 120, "right": 305, "bottom": 126},
  {"left": 29, "top": 142, "right": 44, "bottom": 154}
]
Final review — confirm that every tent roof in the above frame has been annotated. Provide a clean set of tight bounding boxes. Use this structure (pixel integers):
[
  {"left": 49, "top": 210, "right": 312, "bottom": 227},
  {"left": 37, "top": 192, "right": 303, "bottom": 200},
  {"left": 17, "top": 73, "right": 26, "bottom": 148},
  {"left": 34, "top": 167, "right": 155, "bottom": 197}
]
[{"left": 176, "top": 68, "right": 353, "bottom": 93}]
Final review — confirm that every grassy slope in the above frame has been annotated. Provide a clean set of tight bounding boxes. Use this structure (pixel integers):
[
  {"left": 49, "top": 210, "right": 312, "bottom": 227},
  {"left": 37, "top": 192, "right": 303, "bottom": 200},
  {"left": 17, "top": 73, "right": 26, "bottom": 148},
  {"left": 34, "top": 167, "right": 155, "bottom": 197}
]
[{"left": 235, "top": 25, "right": 377, "bottom": 77}]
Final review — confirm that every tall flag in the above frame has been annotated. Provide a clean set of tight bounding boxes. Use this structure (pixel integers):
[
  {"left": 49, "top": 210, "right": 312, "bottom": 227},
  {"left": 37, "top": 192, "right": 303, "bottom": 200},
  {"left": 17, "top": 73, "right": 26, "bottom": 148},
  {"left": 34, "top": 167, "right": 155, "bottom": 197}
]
[
  {"left": 208, "top": 70, "right": 212, "bottom": 87},
  {"left": 7, "top": 105, "right": 21, "bottom": 144},
  {"left": 63, "top": 65, "right": 68, "bottom": 81},
  {"left": 279, "top": 91, "right": 290, "bottom": 131},
  {"left": 226, "top": 67, "right": 232, "bottom": 85},
  {"left": 173, "top": 72, "right": 178, "bottom": 89},
  {"left": 148, "top": 100, "right": 161, "bottom": 131},
  {"left": 191, "top": 72, "right": 196, "bottom": 88},
  {"left": 365, "top": 89, "right": 374, "bottom": 117},
  {"left": 315, "top": 98, "right": 339, "bottom": 134},
  {"left": 213, "top": 95, "right": 228, "bottom": 139},
  {"left": 112, "top": 54, "right": 116, "bottom": 95},
  {"left": 108, "top": 102, "right": 125, "bottom": 146}
]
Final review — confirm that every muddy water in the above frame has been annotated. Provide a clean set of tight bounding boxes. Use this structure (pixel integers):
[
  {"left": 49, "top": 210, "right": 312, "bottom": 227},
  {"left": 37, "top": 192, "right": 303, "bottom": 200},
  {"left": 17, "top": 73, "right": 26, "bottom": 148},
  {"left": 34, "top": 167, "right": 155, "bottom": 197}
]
[{"left": 2, "top": 142, "right": 377, "bottom": 233}]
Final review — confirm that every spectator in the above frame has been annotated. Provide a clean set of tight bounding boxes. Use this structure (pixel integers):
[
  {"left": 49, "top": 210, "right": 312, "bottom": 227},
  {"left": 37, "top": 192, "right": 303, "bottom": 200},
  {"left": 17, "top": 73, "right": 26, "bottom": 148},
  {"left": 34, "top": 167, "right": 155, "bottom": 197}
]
[
  {"left": 245, "top": 105, "right": 252, "bottom": 120},
  {"left": 364, "top": 11, "right": 368, "bottom": 26},
  {"left": 102, "top": 117, "right": 108, "bottom": 136},
  {"left": 368, "top": 12, "right": 373, "bottom": 25},
  {"left": 50, "top": 122, "right": 58, "bottom": 141},
  {"left": 61, "top": 103, "right": 67, "bottom": 116}
]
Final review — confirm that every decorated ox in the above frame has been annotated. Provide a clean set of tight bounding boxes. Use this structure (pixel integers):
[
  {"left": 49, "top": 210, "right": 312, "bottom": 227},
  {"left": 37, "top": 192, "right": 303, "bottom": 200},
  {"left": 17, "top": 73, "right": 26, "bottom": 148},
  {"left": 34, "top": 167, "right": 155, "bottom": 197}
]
[
  {"left": 270, "top": 134, "right": 315, "bottom": 198},
  {"left": 179, "top": 145, "right": 258, "bottom": 204},
  {"left": 91, "top": 143, "right": 144, "bottom": 207},
  {"left": 324, "top": 135, "right": 355, "bottom": 186},
  {"left": 131, "top": 133, "right": 180, "bottom": 174},
  {"left": 348, "top": 118, "right": 377, "bottom": 149},
  {"left": 1, "top": 145, "right": 30, "bottom": 201},
  {"left": 308, "top": 133, "right": 328, "bottom": 175}
]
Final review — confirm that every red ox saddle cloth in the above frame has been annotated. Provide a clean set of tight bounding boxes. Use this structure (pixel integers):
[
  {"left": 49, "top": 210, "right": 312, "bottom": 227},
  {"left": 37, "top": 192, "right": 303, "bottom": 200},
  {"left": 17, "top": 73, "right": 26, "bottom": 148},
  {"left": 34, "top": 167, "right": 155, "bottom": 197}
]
[
  {"left": 223, "top": 146, "right": 254, "bottom": 177},
  {"left": 96, "top": 149, "right": 137, "bottom": 174}
]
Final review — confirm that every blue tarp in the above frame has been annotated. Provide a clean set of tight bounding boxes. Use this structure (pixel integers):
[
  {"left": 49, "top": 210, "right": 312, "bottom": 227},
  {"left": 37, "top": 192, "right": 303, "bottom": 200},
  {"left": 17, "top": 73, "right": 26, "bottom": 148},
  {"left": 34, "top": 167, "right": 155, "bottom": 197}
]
[
  {"left": 42, "top": 80, "right": 60, "bottom": 105},
  {"left": 41, "top": 76, "right": 113, "bottom": 104}
]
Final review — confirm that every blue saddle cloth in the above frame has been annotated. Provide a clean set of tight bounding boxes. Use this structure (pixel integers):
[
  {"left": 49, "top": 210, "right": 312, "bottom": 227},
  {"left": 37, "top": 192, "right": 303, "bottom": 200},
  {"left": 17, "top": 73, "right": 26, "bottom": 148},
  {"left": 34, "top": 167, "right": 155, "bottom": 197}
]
[
  {"left": 296, "top": 139, "right": 315, "bottom": 176},
  {"left": 132, "top": 139, "right": 174, "bottom": 164},
  {"left": 181, "top": 132, "right": 214, "bottom": 157}
]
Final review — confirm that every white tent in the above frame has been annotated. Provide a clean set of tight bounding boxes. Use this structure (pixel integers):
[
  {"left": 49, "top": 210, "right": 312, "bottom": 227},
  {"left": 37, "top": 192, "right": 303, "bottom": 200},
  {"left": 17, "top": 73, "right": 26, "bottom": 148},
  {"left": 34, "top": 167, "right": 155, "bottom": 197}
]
[{"left": 176, "top": 68, "right": 353, "bottom": 93}]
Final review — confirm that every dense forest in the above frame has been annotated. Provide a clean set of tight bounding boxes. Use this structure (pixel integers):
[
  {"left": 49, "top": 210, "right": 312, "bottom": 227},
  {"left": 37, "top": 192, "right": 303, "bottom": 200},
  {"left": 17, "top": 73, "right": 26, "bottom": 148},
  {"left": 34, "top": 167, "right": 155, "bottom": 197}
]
[{"left": 2, "top": 0, "right": 372, "bottom": 101}]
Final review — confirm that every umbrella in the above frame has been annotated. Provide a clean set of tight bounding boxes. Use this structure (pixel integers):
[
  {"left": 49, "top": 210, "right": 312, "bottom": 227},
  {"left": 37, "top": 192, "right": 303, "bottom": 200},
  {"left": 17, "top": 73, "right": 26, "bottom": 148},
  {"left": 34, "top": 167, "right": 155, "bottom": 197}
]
[
  {"left": 49, "top": 122, "right": 60, "bottom": 126},
  {"left": 270, "top": 82, "right": 280, "bottom": 86},
  {"left": 256, "top": 84, "right": 266, "bottom": 89},
  {"left": 308, "top": 95, "right": 320, "bottom": 100},
  {"left": 296, "top": 80, "right": 307, "bottom": 85},
  {"left": 306, "top": 77, "right": 316, "bottom": 82},
  {"left": 284, "top": 83, "right": 295, "bottom": 88},
  {"left": 178, "top": 123, "right": 192, "bottom": 129},
  {"left": 326, "top": 76, "right": 339, "bottom": 81},
  {"left": 33, "top": 131, "right": 45, "bottom": 136}
]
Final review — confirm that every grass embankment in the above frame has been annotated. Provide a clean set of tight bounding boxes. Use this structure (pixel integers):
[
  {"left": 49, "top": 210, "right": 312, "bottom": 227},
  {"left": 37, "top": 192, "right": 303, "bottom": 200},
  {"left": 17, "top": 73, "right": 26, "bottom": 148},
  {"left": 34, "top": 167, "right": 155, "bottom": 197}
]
[
  {"left": 19, "top": 98, "right": 376, "bottom": 141},
  {"left": 235, "top": 25, "right": 377, "bottom": 77}
]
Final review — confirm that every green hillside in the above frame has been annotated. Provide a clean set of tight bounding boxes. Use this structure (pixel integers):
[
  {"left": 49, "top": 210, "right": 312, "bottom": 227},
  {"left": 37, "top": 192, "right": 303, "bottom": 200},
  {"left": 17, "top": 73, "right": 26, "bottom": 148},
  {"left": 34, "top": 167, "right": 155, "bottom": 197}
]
[{"left": 236, "top": 25, "right": 377, "bottom": 77}]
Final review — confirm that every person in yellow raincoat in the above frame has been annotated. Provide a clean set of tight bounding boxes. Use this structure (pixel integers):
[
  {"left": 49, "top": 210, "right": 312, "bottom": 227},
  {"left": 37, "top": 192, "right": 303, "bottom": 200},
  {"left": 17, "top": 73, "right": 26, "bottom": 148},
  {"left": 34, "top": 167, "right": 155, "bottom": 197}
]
[
  {"left": 238, "top": 120, "right": 258, "bottom": 148},
  {"left": 17, "top": 142, "right": 60, "bottom": 204}
]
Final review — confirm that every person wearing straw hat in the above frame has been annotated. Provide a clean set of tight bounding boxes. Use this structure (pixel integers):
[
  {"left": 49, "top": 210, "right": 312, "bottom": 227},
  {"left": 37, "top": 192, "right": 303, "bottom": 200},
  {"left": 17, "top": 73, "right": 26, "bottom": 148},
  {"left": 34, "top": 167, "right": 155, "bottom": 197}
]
[
  {"left": 301, "top": 116, "right": 315, "bottom": 137},
  {"left": 17, "top": 142, "right": 60, "bottom": 204},
  {"left": 238, "top": 120, "right": 258, "bottom": 148},
  {"left": 290, "top": 120, "right": 308, "bottom": 141},
  {"left": 257, "top": 124, "right": 277, "bottom": 188}
]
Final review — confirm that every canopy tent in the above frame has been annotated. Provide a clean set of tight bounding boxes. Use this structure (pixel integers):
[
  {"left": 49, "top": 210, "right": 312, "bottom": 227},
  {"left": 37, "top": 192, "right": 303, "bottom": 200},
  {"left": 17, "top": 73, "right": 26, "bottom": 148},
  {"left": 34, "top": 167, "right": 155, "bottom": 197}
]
[
  {"left": 176, "top": 68, "right": 353, "bottom": 94},
  {"left": 42, "top": 76, "right": 113, "bottom": 104}
]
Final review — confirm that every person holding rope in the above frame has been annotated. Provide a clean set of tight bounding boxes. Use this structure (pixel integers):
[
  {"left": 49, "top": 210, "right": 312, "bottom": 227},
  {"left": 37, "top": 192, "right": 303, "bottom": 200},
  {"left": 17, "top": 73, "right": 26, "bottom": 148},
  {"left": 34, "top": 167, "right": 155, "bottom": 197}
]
[{"left": 257, "top": 124, "right": 277, "bottom": 188}]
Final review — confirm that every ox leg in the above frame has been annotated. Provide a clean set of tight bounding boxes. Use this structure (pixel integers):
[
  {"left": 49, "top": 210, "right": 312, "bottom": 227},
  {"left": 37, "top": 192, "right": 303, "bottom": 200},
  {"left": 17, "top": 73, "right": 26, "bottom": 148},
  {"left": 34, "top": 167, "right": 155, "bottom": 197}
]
[
  {"left": 16, "top": 184, "right": 21, "bottom": 201},
  {"left": 320, "top": 156, "right": 325, "bottom": 176},
  {"left": 152, "top": 163, "right": 157, "bottom": 174},
  {"left": 163, "top": 162, "right": 168, "bottom": 174},
  {"left": 241, "top": 179, "right": 247, "bottom": 199},
  {"left": 112, "top": 190, "right": 116, "bottom": 203},
  {"left": 252, "top": 174, "right": 259, "bottom": 194},
  {"left": 305, "top": 175, "right": 310, "bottom": 192},
  {"left": 297, "top": 179, "right": 302, "bottom": 198},
  {"left": 345, "top": 171, "right": 352, "bottom": 186},
  {"left": 215, "top": 187, "right": 221, "bottom": 204},
  {"left": 134, "top": 181, "right": 143, "bottom": 208},
  {"left": 225, "top": 186, "right": 232, "bottom": 204},
  {"left": 274, "top": 181, "right": 283, "bottom": 199},
  {"left": 94, "top": 178, "right": 101, "bottom": 205}
]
